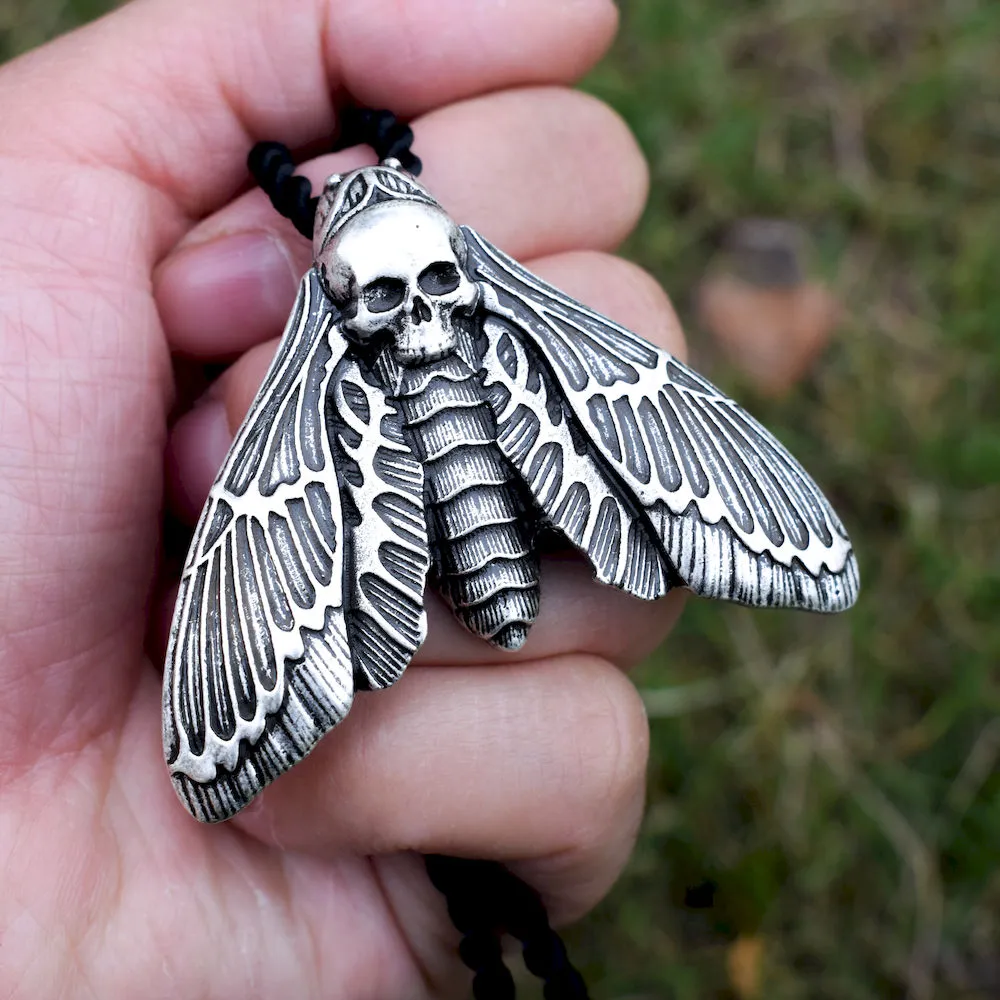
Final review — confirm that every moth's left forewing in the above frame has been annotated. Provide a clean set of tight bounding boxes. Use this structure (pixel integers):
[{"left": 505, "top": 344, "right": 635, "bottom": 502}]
[
  {"left": 164, "top": 271, "right": 356, "bottom": 823},
  {"left": 464, "top": 226, "right": 859, "bottom": 613}
]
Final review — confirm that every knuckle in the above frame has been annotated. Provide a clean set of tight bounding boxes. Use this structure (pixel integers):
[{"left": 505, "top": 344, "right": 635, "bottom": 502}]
[
  {"left": 561, "top": 658, "right": 649, "bottom": 854},
  {"left": 569, "top": 92, "right": 650, "bottom": 233},
  {"left": 604, "top": 255, "right": 686, "bottom": 357},
  {"left": 513, "top": 86, "right": 648, "bottom": 248},
  {"left": 221, "top": 338, "right": 279, "bottom": 431}
]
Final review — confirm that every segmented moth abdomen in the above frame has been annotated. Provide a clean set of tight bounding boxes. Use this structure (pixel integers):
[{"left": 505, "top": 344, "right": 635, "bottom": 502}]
[
  {"left": 397, "top": 357, "right": 540, "bottom": 650},
  {"left": 431, "top": 472, "right": 540, "bottom": 650}
]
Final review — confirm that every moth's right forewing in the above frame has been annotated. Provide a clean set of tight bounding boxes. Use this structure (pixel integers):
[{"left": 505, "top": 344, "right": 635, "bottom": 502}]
[
  {"left": 164, "top": 270, "right": 355, "bottom": 824},
  {"left": 466, "top": 227, "right": 859, "bottom": 614}
]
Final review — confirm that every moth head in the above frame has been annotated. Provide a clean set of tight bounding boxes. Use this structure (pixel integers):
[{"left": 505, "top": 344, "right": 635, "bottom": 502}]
[{"left": 319, "top": 200, "right": 479, "bottom": 366}]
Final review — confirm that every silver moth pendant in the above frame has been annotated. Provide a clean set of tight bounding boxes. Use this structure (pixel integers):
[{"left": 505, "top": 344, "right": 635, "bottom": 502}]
[{"left": 164, "top": 162, "right": 860, "bottom": 823}]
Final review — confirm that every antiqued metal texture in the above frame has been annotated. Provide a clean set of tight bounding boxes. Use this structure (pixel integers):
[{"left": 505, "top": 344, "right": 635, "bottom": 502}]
[{"left": 164, "top": 163, "right": 860, "bottom": 823}]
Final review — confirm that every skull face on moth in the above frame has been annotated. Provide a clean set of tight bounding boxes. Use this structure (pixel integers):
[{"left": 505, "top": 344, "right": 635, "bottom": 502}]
[{"left": 319, "top": 200, "right": 480, "bottom": 365}]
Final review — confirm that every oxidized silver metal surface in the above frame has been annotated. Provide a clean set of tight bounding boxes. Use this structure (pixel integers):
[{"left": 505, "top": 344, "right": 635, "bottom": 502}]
[{"left": 164, "top": 162, "right": 860, "bottom": 823}]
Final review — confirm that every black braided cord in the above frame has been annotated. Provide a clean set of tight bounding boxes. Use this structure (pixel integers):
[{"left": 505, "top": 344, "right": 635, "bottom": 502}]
[
  {"left": 426, "top": 856, "right": 591, "bottom": 1000},
  {"left": 248, "top": 108, "right": 421, "bottom": 238},
  {"left": 248, "top": 110, "right": 589, "bottom": 1000}
]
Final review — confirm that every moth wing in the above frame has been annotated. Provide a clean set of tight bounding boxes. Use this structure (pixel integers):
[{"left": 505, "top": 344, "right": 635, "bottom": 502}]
[
  {"left": 465, "top": 227, "right": 859, "bottom": 612},
  {"left": 326, "top": 357, "right": 431, "bottom": 693},
  {"left": 165, "top": 270, "right": 354, "bottom": 823}
]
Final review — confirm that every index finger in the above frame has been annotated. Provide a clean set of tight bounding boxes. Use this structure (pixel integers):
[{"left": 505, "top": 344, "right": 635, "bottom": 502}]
[{"left": 0, "top": 0, "right": 618, "bottom": 223}]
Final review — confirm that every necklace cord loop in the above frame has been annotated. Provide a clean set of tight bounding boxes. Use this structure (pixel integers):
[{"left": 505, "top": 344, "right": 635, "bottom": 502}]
[{"left": 248, "top": 108, "right": 422, "bottom": 238}]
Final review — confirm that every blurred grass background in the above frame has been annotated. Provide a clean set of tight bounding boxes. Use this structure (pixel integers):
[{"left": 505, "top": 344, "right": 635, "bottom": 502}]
[{"left": 3, "top": 0, "right": 998, "bottom": 997}]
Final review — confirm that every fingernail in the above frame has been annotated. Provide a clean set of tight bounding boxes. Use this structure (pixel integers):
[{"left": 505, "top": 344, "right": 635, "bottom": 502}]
[
  {"left": 167, "top": 229, "right": 297, "bottom": 299},
  {"left": 157, "top": 232, "right": 300, "bottom": 356}
]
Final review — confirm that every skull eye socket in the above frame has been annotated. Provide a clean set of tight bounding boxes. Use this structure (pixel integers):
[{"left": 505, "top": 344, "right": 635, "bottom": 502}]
[
  {"left": 418, "top": 262, "right": 461, "bottom": 296},
  {"left": 364, "top": 278, "right": 407, "bottom": 313}
]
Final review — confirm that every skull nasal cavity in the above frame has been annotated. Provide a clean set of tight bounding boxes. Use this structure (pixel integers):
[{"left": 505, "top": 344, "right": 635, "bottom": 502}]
[{"left": 412, "top": 298, "right": 433, "bottom": 324}]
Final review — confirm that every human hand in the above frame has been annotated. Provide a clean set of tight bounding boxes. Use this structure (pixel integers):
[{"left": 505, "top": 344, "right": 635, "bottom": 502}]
[{"left": 0, "top": 1, "right": 688, "bottom": 996}]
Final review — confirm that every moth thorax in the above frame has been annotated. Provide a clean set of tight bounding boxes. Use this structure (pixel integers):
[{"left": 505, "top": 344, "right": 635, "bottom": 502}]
[{"left": 319, "top": 200, "right": 480, "bottom": 367}]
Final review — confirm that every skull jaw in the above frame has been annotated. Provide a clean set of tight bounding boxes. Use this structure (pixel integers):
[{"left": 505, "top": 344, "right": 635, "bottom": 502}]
[{"left": 391, "top": 318, "right": 460, "bottom": 367}]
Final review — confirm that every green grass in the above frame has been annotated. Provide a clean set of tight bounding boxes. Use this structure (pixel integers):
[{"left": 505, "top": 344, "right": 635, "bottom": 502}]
[
  {"left": 578, "top": 4, "right": 1000, "bottom": 998},
  {"left": 4, "top": 0, "right": 1000, "bottom": 996}
]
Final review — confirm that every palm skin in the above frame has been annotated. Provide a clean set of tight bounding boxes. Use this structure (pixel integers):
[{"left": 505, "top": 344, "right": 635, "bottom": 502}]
[{"left": 0, "top": 1, "right": 689, "bottom": 996}]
